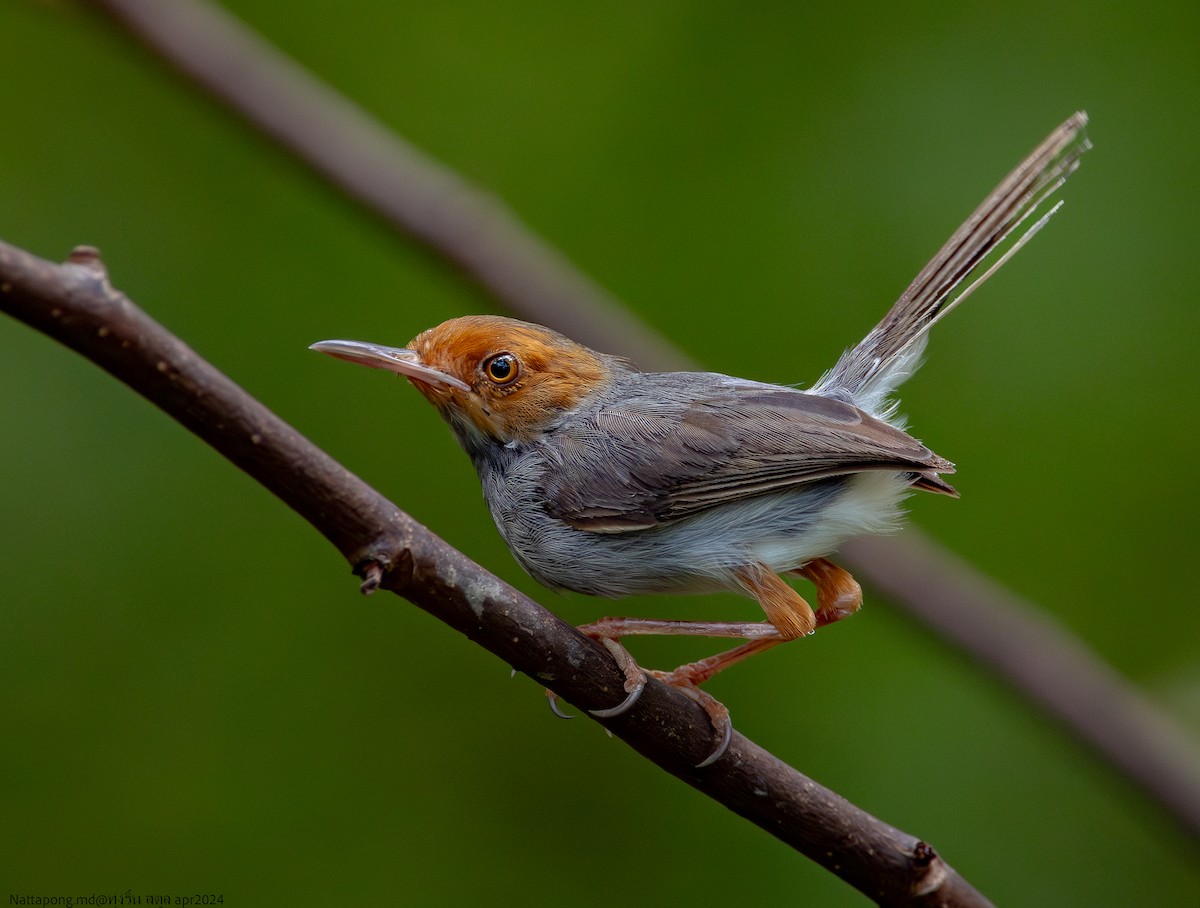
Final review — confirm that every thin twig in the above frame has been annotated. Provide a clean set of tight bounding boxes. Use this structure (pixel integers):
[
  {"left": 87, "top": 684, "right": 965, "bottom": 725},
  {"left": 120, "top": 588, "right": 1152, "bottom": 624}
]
[
  {"left": 81, "top": 0, "right": 1200, "bottom": 843},
  {"left": 0, "top": 239, "right": 993, "bottom": 907}
]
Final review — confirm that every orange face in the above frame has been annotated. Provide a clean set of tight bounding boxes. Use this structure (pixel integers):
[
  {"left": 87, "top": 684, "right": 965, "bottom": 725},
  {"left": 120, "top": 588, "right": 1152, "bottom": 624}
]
[{"left": 312, "top": 315, "right": 614, "bottom": 443}]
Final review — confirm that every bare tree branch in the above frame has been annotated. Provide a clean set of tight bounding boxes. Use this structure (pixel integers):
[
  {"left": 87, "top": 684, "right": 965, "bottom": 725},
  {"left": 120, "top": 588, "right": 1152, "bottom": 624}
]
[
  {"left": 1, "top": 238, "right": 994, "bottom": 907},
  {"left": 80, "top": 0, "right": 1200, "bottom": 843}
]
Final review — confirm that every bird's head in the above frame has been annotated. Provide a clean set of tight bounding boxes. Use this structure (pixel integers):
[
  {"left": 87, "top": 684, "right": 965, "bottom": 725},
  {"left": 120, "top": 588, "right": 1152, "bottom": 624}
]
[{"left": 311, "top": 315, "right": 618, "bottom": 447}]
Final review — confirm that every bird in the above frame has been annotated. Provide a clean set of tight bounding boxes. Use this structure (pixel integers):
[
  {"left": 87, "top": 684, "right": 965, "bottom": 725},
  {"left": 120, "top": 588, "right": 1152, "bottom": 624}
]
[{"left": 312, "top": 112, "right": 1088, "bottom": 764}]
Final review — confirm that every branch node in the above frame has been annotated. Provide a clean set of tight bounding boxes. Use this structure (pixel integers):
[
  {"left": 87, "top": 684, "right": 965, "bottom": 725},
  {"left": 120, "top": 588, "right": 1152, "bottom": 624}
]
[
  {"left": 912, "top": 840, "right": 938, "bottom": 868},
  {"left": 910, "top": 840, "right": 949, "bottom": 897},
  {"left": 66, "top": 245, "right": 107, "bottom": 275},
  {"left": 356, "top": 559, "right": 386, "bottom": 595}
]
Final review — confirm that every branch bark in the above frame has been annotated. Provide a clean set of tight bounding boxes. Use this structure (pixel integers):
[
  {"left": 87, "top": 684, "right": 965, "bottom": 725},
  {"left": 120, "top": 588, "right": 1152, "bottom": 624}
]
[
  {"left": 1, "top": 239, "right": 993, "bottom": 906},
  {"left": 81, "top": 0, "right": 1200, "bottom": 845}
]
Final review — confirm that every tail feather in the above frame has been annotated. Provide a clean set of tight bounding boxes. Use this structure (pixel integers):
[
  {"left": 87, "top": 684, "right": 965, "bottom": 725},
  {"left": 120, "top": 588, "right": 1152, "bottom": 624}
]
[{"left": 816, "top": 112, "right": 1091, "bottom": 417}]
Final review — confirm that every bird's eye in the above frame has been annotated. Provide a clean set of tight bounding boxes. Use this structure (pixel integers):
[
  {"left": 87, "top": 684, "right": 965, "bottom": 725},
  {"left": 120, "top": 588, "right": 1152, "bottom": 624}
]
[{"left": 483, "top": 352, "right": 520, "bottom": 385}]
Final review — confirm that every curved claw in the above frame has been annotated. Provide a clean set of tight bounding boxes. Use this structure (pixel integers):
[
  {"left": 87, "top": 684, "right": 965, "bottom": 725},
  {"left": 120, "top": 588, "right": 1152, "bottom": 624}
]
[
  {"left": 650, "top": 672, "right": 734, "bottom": 768},
  {"left": 545, "top": 689, "right": 574, "bottom": 720},
  {"left": 695, "top": 715, "right": 733, "bottom": 768},
  {"left": 543, "top": 630, "right": 647, "bottom": 721},
  {"left": 588, "top": 676, "right": 645, "bottom": 718}
]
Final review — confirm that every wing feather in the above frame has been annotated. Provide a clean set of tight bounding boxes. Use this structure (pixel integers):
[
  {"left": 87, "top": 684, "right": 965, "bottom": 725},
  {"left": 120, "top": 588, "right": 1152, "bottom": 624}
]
[{"left": 539, "top": 378, "right": 954, "bottom": 532}]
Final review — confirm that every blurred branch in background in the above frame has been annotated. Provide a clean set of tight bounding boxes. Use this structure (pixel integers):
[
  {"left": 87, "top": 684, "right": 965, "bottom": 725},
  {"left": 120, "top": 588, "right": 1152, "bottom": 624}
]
[
  {"left": 82, "top": 0, "right": 687, "bottom": 373},
  {"left": 82, "top": 0, "right": 1200, "bottom": 844},
  {"left": 0, "top": 239, "right": 993, "bottom": 907},
  {"left": 848, "top": 532, "right": 1200, "bottom": 843}
]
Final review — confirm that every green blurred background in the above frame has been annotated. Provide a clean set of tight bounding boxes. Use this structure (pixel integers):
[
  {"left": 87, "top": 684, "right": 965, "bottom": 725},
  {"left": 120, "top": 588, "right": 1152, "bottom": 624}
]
[{"left": 2, "top": 1, "right": 1198, "bottom": 904}]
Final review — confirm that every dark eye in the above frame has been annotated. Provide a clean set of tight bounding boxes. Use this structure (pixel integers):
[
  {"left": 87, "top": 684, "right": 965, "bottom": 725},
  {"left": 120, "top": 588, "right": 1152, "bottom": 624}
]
[{"left": 483, "top": 352, "right": 519, "bottom": 385}]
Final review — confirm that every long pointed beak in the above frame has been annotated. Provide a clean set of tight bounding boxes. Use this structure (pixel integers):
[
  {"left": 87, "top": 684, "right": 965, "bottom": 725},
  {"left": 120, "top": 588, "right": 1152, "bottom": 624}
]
[{"left": 309, "top": 339, "right": 471, "bottom": 392}]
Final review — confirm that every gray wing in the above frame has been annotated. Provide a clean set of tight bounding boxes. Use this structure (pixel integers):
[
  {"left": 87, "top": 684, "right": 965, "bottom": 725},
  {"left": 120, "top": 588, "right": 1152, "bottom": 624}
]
[{"left": 539, "top": 382, "right": 956, "bottom": 533}]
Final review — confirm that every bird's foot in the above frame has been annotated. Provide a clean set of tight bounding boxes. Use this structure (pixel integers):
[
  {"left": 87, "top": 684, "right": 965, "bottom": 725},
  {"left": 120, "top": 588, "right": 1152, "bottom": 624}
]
[
  {"left": 545, "top": 634, "right": 645, "bottom": 720},
  {"left": 546, "top": 621, "right": 789, "bottom": 768},
  {"left": 647, "top": 665, "right": 734, "bottom": 767}
]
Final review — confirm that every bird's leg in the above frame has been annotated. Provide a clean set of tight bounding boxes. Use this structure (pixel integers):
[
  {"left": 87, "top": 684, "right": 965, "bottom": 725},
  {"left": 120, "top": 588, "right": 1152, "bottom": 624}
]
[
  {"left": 572, "top": 562, "right": 816, "bottom": 700},
  {"left": 550, "top": 563, "right": 836, "bottom": 765},
  {"left": 645, "top": 636, "right": 785, "bottom": 765},
  {"left": 574, "top": 560, "right": 816, "bottom": 648},
  {"left": 638, "top": 564, "right": 811, "bottom": 693},
  {"left": 545, "top": 565, "right": 853, "bottom": 757},
  {"left": 790, "top": 557, "right": 863, "bottom": 627},
  {"left": 579, "top": 617, "right": 784, "bottom": 639},
  {"left": 556, "top": 617, "right": 781, "bottom": 721},
  {"left": 566, "top": 562, "right": 855, "bottom": 704},
  {"left": 551, "top": 563, "right": 819, "bottom": 766},
  {"left": 649, "top": 637, "right": 785, "bottom": 687},
  {"left": 569, "top": 636, "right": 785, "bottom": 768}
]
